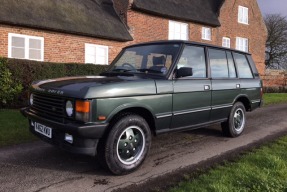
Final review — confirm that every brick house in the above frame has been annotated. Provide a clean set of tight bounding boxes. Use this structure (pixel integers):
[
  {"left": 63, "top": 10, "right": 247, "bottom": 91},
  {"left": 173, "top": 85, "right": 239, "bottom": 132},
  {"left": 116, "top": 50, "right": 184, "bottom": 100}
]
[{"left": 0, "top": 0, "right": 267, "bottom": 75}]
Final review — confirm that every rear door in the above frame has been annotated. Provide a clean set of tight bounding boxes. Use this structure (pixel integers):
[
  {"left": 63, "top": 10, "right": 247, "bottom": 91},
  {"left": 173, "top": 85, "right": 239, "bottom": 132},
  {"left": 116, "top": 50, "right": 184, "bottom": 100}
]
[
  {"left": 171, "top": 45, "right": 211, "bottom": 129},
  {"left": 209, "top": 49, "right": 240, "bottom": 121}
]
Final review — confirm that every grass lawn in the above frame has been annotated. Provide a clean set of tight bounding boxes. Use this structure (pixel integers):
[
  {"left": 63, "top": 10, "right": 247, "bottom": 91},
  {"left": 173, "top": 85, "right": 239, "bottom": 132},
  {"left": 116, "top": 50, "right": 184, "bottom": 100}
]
[
  {"left": 170, "top": 136, "right": 287, "bottom": 192},
  {"left": 0, "top": 109, "right": 37, "bottom": 147},
  {"left": 263, "top": 93, "right": 287, "bottom": 106}
]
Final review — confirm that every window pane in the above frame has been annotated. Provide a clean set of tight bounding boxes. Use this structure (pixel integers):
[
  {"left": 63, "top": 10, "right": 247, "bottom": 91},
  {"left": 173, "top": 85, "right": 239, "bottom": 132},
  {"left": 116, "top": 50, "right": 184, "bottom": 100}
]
[
  {"left": 234, "top": 53, "right": 253, "bottom": 78},
  {"left": 226, "top": 52, "right": 236, "bottom": 78},
  {"left": 222, "top": 38, "right": 230, "bottom": 48},
  {"left": 209, "top": 49, "right": 229, "bottom": 78},
  {"left": 86, "top": 55, "right": 96, "bottom": 64},
  {"left": 12, "top": 37, "right": 25, "bottom": 47},
  {"left": 29, "top": 49, "right": 41, "bottom": 60},
  {"left": 86, "top": 45, "right": 96, "bottom": 56},
  {"left": 29, "top": 39, "right": 42, "bottom": 49},
  {"left": 177, "top": 46, "right": 206, "bottom": 78},
  {"left": 11, "top": 47, "right": 25, "bottom": 59}
]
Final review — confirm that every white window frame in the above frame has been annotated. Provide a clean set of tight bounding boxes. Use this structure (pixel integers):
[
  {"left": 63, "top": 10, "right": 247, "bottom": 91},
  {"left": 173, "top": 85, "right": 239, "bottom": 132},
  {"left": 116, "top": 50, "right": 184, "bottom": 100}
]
[
  {"left": 85, "top": 44, "right": 109, "bottom": 65},
  {"left": 222, "top": 37, "right": 231, "bottom": 48},
  {"left": 238, "top": 6, "right": 249, "bottom": 25},
  {"left": 8, "top": 33, "right": 44, "bottom": 61},
  {"left": 168, "top": 20, "right": 189, "bottom": 40},
  {"left": 236, "top": 37, "right": 249, "bottom": 52},
  {"left": 202, "top": 27, "right": 211, "bottom": 41}
]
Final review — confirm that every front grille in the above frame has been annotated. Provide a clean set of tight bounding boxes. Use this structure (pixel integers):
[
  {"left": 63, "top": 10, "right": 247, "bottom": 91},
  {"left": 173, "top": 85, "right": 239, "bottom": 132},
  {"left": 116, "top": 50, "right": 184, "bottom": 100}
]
[{"left": 31, "top": 93, "right": 66, "bottom": 123}]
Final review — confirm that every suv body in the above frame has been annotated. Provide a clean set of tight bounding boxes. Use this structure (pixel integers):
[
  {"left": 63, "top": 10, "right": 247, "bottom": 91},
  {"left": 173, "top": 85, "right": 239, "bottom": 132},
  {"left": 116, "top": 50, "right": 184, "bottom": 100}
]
[{"left": 21, "top": 40, "right": 263, "bottom": 174}]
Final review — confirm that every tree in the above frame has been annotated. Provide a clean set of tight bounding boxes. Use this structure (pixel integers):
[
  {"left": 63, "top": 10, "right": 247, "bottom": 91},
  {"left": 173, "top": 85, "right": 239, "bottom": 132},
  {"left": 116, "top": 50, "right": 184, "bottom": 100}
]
[{"left": 264, "top": 14, "right": 287, "bottom": 69}]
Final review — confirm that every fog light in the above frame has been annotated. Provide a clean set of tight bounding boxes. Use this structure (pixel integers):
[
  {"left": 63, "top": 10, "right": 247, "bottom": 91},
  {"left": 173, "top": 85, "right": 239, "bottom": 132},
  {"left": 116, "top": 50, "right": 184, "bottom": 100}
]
[{"left": 65, "top": 133, "right": 73, "bottom": 144}]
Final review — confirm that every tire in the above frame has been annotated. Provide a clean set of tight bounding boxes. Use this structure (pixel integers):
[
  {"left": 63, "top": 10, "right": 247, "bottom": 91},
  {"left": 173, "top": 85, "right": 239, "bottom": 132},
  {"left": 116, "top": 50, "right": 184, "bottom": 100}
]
[
  {"left": 221, "top": 102, "right": 246, "bottom": 137},
  {"left": 98, "top": 113, "right": 151, "bottom": 175}
]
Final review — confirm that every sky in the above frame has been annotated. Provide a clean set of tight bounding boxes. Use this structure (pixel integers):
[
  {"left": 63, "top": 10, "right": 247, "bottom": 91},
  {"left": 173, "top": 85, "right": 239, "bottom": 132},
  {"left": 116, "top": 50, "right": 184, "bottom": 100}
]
[{"left": 257, "top": 0, "right": 287, "bottom": 17}]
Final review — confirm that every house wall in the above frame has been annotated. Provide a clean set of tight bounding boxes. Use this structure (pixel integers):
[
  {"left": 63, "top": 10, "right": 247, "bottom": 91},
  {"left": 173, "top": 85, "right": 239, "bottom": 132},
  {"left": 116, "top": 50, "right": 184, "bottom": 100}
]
[
  {"left": 0, "top": 0, "right": 267, "bottom": 77},
  {"left": 0, "top": 24, "right": 127, "bottom": 64},
  {"left": 125, "top": 0, "right": 267, "bottom": 75}
]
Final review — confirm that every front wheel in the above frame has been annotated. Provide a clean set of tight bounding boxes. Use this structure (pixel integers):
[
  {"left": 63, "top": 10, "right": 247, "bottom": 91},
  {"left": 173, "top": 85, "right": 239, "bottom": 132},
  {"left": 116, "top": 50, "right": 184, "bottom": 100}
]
[
  {"left": 221, "top": 102, "right": 246, "bottom": 137},
  {"left": 98, "top": 113, "right": 151, "bottom": 175}
]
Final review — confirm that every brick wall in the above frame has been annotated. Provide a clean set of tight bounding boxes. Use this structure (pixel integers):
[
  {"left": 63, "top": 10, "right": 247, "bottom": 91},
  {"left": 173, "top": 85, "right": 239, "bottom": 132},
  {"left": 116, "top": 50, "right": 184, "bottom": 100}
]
[
  {"left": 262, "top": 70, "right": 287, "bottom": 87},
  {"left": 0, "top": 24, "right": 131, "bottom": 64},
  {"left": 0, "top": 0, "right": 267, "bottom": 77}
]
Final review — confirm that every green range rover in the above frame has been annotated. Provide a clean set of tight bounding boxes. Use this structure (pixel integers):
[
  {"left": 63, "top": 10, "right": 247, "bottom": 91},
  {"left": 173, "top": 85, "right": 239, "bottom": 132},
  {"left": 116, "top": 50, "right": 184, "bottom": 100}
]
[{"left": 21, "top": 40, "right": 263, "bottom": 175}]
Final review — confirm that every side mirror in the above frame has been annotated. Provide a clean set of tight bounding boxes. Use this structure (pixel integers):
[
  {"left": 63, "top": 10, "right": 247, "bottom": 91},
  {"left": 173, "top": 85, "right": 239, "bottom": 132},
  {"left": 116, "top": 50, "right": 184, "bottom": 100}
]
[{"left": 176, "top": 67, "right": 193, "bottom": 78}]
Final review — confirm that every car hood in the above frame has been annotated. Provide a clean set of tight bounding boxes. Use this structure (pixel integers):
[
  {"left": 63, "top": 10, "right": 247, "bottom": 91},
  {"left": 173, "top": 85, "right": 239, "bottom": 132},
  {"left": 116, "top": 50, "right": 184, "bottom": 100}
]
[{"left": 31, "top": 76, "right": 157, "bottom": 98}]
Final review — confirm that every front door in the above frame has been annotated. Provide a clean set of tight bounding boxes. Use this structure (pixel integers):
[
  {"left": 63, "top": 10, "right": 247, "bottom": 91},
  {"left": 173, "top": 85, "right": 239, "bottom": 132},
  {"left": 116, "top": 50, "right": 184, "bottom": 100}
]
[{"left": 171, "top": 45, "right": 211, "bottom": 129}]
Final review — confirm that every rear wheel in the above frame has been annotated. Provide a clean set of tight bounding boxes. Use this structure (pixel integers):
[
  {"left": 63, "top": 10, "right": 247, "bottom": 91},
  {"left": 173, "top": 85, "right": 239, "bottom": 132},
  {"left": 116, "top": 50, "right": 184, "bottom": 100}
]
[
  {"left": 98, "top": 113, "right": 151, "bottom": 175},
  {"left": 221, "top": 102, "right": 246, "bottom": 137}
]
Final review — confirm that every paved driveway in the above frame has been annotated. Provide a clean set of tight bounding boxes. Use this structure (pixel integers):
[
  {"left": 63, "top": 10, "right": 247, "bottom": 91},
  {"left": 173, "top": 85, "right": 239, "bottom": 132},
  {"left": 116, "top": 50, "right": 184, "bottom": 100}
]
[{"left": 1, "top": 104, "right": 287, "bottom": 192}]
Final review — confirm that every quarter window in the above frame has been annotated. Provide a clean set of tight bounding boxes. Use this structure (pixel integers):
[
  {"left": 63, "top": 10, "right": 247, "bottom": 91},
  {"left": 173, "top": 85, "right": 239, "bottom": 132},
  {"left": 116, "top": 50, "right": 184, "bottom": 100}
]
[
  {"left": 209, "top": 49, "right": 229, "bottom": 78},
  {"left": 85, "top": 44, "right": 109, "bottom": 65},
  {"left": 177, "top": 46, "right": 206, "bottom": 78},
  {"left": 222, "top": 37, "right": 231, "bottom": 48},
  {"left": 236, "top": 37, "right": 249, "bottom": 52},
  {"left": 169, "top": 21, "right": 189, "bottom": 40},
  {"left": 233, "top": 53, "right": 253, "bottom": 78},
  {"left": 202, "top": 27, "right": 211, "bottom": 41},
  {"left": 8, "top": 33, "right": 44, "bottom": 61},
  {"left": 226, "top": 52, "right": 237, "bottom": 78},
  {"left": 238, "top": 6, "right": 249, "bottom": 24}
]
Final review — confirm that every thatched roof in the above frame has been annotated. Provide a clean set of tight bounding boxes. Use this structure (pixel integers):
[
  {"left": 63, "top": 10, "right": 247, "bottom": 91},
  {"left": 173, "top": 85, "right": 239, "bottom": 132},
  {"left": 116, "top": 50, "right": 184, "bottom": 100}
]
[
  {"left": 132, "top": 0, "right": 224, "bottom": 27},
  {"left": 0, "top": 0, "right": 133, "bottom": 41}
]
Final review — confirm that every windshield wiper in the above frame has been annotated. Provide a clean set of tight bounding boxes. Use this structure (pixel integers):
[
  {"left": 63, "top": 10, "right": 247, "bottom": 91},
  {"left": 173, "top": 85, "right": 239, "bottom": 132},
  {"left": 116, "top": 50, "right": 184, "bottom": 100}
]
[{"left": 137, "top": 68, "right": 163, "bottom": 74}]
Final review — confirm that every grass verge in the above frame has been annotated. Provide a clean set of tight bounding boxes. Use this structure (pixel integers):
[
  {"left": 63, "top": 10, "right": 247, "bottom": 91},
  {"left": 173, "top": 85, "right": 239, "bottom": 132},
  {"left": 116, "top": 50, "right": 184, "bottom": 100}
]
[
  {"left": 0, "top": 109, "right": 37, "bottom": 147},
  {"left": 170, "top": 136, "right": 287, "bottom": 192},
  {"left": 263, "top": 93, "right": 287, "bottom": 106}
]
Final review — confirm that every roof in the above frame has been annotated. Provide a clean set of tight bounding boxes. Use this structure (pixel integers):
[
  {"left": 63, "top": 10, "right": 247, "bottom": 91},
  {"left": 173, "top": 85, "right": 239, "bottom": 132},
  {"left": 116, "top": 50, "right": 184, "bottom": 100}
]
[
  {"left": 0, "top": 0, "right": 133, "bottom": 41},
  {"left": 132, "top": 0, "right": 225, "bottom": 27}
]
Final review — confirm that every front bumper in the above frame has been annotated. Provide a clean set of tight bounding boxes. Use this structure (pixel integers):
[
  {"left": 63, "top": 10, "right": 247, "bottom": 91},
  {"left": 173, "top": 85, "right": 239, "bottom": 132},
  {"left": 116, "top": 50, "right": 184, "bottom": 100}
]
[{"left": 21, "top": 107, "right": 109, "bottom": 156}]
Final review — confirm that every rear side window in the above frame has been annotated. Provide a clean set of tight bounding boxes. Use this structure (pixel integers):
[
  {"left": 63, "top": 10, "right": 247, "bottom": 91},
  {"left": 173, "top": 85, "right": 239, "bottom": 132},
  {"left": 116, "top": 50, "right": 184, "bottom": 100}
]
[
  {"left": 233, "top": 53, "right": 253, "bottom": 78},
  {"left": 209, "top": 49, "right": 228, "bottom": 78},
  {"left": 177, "top": 45, "right": 206, "bottom": 78}
]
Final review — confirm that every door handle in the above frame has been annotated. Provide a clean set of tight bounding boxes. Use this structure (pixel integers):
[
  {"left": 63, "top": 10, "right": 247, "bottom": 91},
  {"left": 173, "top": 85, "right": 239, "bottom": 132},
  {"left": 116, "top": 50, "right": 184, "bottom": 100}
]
[
  {"left": 236, "top": 84, "right": 240, "bottom": 89},
  {"left": 204, "top": 85, "right": 210, "bottom": 90}
]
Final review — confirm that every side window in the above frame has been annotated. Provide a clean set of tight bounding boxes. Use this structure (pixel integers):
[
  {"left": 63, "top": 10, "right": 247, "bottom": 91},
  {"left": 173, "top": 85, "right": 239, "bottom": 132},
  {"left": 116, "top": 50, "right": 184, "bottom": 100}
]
[
  {"left": 177, "top": 46, "right": 206, "bottom": 78},
  {"left": 209, "top": 49, "right": 228, "bottom": 78},
  {"left": 226, "top": 52, "right": 237, "bottom": 78},
  {"left": 233, "top": 53, "right": 253, "bottom": 78}
]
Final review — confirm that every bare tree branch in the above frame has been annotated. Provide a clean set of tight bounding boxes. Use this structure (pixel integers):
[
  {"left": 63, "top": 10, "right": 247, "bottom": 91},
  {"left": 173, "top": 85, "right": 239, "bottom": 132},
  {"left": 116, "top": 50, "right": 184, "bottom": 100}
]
[{"left": 265, "top": 14, "right": 287, "bottom": 69}]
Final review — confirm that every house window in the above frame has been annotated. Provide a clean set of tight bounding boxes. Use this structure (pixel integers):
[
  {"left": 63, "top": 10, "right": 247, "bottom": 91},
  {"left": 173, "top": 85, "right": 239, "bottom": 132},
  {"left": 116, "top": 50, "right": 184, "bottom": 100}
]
[
  {"left": 8, "top": 33, "right": 44, "bottom": 61},
  {"left": 236, "top": 37, "right": 249, "bottom": 52},
  {"left": 202, "top": 27, "right": 211, "bottom": 41},
  {"left": 238, "top": 6, "right": 248, "bottom": 24},
  {"left": 168, "top": 21, "right": 188, "bottom": 40},
  {"left": 85, "top": 44, "right": 109, "bottom": 65},
  {"left": 222, "top": 37, "right": 231, "bottom": 48}
]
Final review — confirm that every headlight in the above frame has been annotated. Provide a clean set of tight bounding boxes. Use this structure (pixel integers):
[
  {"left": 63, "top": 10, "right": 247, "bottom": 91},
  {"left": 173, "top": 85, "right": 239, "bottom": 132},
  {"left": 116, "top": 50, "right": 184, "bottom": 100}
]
[
  {"left": 29, "top": 93, "right": 34, "bottom": 105},
  {"left": 66, "top": 100, "right": 74, "bottom": 117}
]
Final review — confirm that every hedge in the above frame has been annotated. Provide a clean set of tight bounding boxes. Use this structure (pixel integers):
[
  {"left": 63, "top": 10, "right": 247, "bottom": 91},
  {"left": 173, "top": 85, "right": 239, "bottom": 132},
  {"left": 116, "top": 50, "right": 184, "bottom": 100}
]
[{"left": 1, "top": 58, "right": 109, "bottom": 108}]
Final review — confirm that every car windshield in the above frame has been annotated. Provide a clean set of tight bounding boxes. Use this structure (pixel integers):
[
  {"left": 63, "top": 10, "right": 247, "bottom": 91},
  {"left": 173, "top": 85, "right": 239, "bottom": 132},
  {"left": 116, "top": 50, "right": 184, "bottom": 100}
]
[{"left": 109, "top": 43, "right": 181, "bottom": 75}]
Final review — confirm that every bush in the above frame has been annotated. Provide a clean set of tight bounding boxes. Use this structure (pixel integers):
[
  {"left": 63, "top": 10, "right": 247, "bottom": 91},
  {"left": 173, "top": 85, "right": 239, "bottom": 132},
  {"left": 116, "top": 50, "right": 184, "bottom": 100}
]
[
  {"left": 3, "top": 58, "right": 109, "bottom": 108},
  {"left": 0, "top": 58, "right": 23, "bottom": 107}
]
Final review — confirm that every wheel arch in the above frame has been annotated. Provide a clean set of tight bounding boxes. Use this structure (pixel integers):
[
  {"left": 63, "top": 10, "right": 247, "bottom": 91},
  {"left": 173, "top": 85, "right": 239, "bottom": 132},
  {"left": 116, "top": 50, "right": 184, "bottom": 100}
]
[
  {"left": 106, "top": 106, "right": 156, "bottom": 136},
  {"left": 233, "top": 95, "right": 251, "bottom": 111}
]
